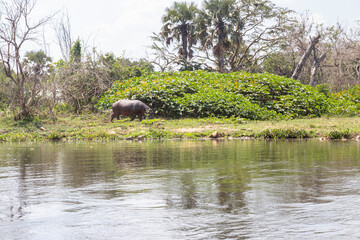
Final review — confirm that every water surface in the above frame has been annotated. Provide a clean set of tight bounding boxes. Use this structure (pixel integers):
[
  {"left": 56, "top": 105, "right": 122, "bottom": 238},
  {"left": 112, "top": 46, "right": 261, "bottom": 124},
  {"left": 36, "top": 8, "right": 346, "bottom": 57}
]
[{"left": 1, "top": 140, "right": 360, "bottom": 239}]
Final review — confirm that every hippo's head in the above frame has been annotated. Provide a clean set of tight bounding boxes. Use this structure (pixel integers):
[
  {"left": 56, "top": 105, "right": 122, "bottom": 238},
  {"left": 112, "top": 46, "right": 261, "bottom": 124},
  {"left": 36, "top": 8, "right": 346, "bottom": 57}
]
[{"left": 148, "top": 109, "right": 154, "bottom": 119}]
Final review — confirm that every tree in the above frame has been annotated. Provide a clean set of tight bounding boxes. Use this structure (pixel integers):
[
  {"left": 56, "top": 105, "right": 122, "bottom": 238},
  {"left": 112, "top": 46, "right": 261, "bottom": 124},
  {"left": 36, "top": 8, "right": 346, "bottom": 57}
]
[
  {"left": 152, "top": 0, "right": 291, "bottom": 73},
  {"left": 319, "top": 24, "right": 360, "bottom": 90},
  {"left": 161, "top": 2, "right": 198, "bottom": 70},
  {"left": 100, "top": 53, "right": 153, "bottom": 81},
  {"left": 23, "top": 50, "right": 52, "bottom": 75},
  {"left": 22, "top": 50, "right": 55, "bottom": 118},
  {"left": 70, "top": 39, "right": 81, "bottom": 62},
  {"left": 196, "top": 0, "right": 240, "bottom": 72},
  {"left": 260, "top": 12, "right": 326, "bottom": 86},
  {"left": 291, "top": 34, "right": 321, "bottom": 80},
  {"left": 55, "top": 10, "right": 72, "bottom": 60},
  {"left": 261, "top": 52, "right": 294, "bottom": 77},
  {"left": 196, "top": 0, "right": 290, "bottom": 72},
  {"left": 54, "top": 41, "right": 112, "bottom": 113},
  {"left": 0, "top": 0, "right": 52, "bottom": 119}
]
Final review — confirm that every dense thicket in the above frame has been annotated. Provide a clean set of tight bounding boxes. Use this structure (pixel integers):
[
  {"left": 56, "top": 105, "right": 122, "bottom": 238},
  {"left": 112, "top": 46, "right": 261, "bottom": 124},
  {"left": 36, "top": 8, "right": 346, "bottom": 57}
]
[{"left": 97, "top": 71, "right": 333, "bottom": 120}]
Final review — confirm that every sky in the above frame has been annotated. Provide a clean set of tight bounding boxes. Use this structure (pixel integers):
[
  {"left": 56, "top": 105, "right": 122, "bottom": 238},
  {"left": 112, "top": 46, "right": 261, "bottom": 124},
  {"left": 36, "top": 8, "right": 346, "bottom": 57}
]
[{"left": 26, "top": 0, "right": 360, "bottom": 61}]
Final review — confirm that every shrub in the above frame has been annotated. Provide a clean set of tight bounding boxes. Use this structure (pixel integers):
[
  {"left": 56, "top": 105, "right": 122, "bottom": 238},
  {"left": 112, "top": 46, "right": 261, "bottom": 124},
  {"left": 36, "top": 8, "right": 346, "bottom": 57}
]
[
  {"left": 328, "top": 129, "right": 353, "bottom": 139},
  {"left": 225, "top": 72, "right": 329, "bottom": 118},
  {"left": 327, "top": 86, "right": 360, "bottom": 117},
  {"left": 174, "top": 88, "right": 278, "bottom": 120},
  {"left": 256, "top": 128, "right": 315, "bottom": 139},
  {"left": 97, "top": 71, "right": 330, "bottom": 119}
]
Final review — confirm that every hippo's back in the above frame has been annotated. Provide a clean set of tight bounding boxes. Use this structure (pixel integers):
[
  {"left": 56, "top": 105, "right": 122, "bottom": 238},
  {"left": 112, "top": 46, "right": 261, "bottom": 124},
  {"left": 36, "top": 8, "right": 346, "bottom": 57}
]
[{"left": 112, "top": 99, "right": 147, "bottom": 115}]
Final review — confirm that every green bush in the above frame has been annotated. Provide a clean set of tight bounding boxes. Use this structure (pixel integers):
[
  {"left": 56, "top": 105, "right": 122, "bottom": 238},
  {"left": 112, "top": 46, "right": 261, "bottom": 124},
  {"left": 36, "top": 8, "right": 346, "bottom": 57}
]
[
  {"left": 328, "top": 129, "right": 353, "bottom": 139},
  {"left": 225, "top": 72, "right": 329, "bottom": 118},
  {"left": 327, "top": 86, "right": 360, "bottom": 117},
  {"left": 175, "top": 88, "right": 278, "bottom": 119},
  {"left": 97, "top": 71, "right": 330, "bottom": 120},
  {"left": 256, "top": 128, "right": 315, "bottom": 139}
]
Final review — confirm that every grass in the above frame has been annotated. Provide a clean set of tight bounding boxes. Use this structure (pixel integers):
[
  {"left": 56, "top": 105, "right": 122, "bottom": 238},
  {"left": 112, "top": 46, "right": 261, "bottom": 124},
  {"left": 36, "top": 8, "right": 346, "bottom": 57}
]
[{"left": 1, "top": 113, "right": 360, "bottom": 142}]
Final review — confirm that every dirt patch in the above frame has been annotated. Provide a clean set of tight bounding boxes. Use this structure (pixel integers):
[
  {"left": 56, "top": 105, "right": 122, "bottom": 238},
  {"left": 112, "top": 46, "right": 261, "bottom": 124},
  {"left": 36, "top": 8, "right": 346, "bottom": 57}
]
[
  {"left": 173, "top": 125, "right": 231, "bottom": 133},
  {"left": 173, "top": 127, "right": 207, "bottom": 133}
]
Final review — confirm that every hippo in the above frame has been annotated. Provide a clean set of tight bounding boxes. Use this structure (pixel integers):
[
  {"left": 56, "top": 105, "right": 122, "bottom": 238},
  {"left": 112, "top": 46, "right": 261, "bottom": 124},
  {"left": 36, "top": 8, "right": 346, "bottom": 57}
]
[{"left": 111, "top": 99, "right": 154, "bottom": 122}]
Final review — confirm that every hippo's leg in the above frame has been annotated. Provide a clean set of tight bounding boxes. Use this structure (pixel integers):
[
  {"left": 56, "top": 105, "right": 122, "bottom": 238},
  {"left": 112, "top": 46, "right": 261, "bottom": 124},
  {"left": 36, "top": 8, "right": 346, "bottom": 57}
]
[
  {"left": 111, "top": 113, "right": 116, "bottom": 122},
  {"left": 130, "top": 115, "right": 136, "bottom": 121},
  {"left": 117, "top": 114, "right": 120, "bottom": 120},
  {"left": 138, "top": 115, "right": 143, "bottom": 121}
]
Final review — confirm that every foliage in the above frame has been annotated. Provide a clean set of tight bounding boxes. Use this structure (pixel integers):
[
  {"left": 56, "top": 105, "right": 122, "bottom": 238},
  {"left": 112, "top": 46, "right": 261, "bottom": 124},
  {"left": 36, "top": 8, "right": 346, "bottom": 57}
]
[
  {"left": 0, "top": 67, "right": 11, "bottom": 110},
  {"left": 315, "top": 84, "right": 332, "bottom": 97},
  {"left": 53, "top": 54, "right": 112, "bottom": 113},
  {"left": 100, "top": 53, "right": 154, "bottom": 81},
  {"left": 0, "top": 0, "right": 52, "bottom": 119},
  {"left": 327, "top": 129, "right": 353, "bottom": 140},
  {"left": 70, "top": 39, "right": 82, "bottom": 62},
  {"left": 327, "top": 86, "right": 360, "bottom": 116},
  {"left": 23, "top": 50, "right": 52, "bottom": 72},
  {"left": 225, "top": 72, "right": 329, "bottom": 118},
  {"left": 152, "top": 0, "right": 291, "bottom": 72},
  {"left": 53, "top": 47, "right": 154, "bottom": 114},
  {"left": 97, "top": 70, "right": 329, "bottom": 119},
  {"left": 160, "top": 1, "right": 198, "bottom": 69},
  {"left": 261, "top": 53, "right": 294, "bottom": 78},
  {"left": 256, "top": 128, "right": 315, "bottom": 139}
]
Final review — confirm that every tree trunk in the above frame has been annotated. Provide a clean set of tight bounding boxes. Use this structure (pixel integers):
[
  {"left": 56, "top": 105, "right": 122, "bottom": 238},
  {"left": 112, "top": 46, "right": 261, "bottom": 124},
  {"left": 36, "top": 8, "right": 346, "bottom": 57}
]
[
  {"left": 309, "top": 49, "right": 326, "bottom": 87},
  {"left": 17, "top": 85, "right": 30, "bottom": 119},
  {"left": 291, "top": 35, "right": 321, "bottom": 80},
  {"left": 180, "top": 24, "right": 188, "bottom": 61},
  {"left": 213, "top": 19, "right": 226, "bottom": 73}
]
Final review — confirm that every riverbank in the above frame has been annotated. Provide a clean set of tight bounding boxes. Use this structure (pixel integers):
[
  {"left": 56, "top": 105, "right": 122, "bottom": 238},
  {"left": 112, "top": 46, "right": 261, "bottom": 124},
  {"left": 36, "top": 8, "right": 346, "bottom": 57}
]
[{"left": 1, "top": 114, "right": 360, "bottom": 142}]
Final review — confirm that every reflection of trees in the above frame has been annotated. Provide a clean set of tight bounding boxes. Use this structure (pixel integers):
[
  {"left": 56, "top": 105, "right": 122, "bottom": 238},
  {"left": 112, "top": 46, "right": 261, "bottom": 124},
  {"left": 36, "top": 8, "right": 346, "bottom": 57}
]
[
  {"left": 112, "top": 145, "right": 147, "bottom": 170},
  {"left": 2, "top": 139, "right": 360, "bottom": 237},
  {"left": 61, "top": 147, "right": 105, "bottom": 187},
  {"left": 180, "top": 172, "right": 198, "bottom": 209},
  {"left": 158, "top": 141, "right": 253, "bottom": 212},
  {"left": 1, "top": 143, "right": 60, "bottom": 221},
  {"left": 213, "top": 141, "right": 253, "bottom": 213},
  {"left": 59, "top": 144, "right": 119, "bottom": 188},
  {"left": 216, "top": 171, "right": 247, "bottom": 213},
  {"left": 255, "top": 140, "right": 360, "bottom": 204}
]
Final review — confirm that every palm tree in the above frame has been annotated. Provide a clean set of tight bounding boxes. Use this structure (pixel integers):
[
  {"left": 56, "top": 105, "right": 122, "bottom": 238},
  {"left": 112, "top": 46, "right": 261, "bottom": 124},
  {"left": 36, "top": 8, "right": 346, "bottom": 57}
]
[
  {"left": 161, "top": 2, "right": 198, "bottom": 69},
  {"left": 197, "top": 0, "right": 243, "bottom": 72}
]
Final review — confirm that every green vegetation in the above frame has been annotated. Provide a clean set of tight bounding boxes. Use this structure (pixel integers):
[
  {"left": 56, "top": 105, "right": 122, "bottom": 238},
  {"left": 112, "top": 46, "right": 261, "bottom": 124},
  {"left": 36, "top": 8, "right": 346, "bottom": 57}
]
[
  {"left": 97, "top": 71, "right": 329, "bottom": 119},
  {"left": 2, "top": 0, "right": 360, "bottom": 143},
  {"left": 1, "top": 113, "right": 360, "bottom": 142},
  {"left": 2, "top": 69, "right": 360, "bottom": 142}
]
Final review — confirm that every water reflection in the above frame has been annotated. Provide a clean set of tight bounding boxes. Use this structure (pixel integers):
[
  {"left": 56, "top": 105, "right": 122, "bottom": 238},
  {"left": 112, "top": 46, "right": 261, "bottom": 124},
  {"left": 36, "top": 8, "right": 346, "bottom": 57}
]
[{"left": 0, "top": 140, "right": 360, "bottom": 239}]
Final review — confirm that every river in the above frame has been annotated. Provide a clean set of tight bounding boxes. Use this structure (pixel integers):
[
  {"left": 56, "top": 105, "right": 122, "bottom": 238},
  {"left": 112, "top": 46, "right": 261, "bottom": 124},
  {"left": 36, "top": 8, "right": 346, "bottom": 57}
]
[{"left": 0, "top": 140, "right": 359, "bottom": 239}]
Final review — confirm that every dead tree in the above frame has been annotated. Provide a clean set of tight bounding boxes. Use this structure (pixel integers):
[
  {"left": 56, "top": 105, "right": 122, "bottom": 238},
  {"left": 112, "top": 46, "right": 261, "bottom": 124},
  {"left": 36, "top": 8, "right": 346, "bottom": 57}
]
[
  {"left": 309, "top": 48, "right": 326, "bottom": 87},
  {"left": 0, "top": 0, "right": 52, "bottom": 119},
  {"left": 291, "top": 34, "right": 321, "bottom": 80},
  {"left": 55, "top": 10, "right": 72, "bottom": 60}
]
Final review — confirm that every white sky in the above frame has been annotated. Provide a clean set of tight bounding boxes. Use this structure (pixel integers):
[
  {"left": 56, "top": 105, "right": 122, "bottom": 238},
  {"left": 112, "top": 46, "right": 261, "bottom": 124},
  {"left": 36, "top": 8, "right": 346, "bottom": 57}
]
[{"left": 26, "top": 0, "right": 360, "bottom": 61}]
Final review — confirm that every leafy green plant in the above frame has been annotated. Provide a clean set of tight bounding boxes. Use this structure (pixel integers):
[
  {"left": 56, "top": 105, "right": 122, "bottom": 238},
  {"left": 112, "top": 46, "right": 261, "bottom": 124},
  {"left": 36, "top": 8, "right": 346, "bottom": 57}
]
[
  {"left": 47, "top": 131, "right": 64, "bottom": 140},
  {"left": 326, "top": 86, "right": 360, "bottom": 117},
  {"left": 97, "top": 70, "right": 331, "bottom": 120},
  {"left": 328, "top": 129, "right": 353, "bottom": 139},
  {"left": 256, "top": 128, "right": 315, "bottom": 139}
]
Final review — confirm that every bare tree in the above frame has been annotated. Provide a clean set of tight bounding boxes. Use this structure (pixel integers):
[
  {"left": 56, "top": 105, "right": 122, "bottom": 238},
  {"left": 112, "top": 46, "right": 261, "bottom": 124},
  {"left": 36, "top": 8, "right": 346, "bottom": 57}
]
[
  {"left": 55, "top": 9, "right": 72, "bottom": 60},
  {"left": 291, "top": 34, "right": 321, "bottom": 80},
  {"left": 309, "top": 47, "right": 326, "bottom": 87},
  {"left": 150, "top": 33, "right": 182, "bottom": 72},
  {"left": 0, "top": 0, "right": 53, "bottom": 119}
]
